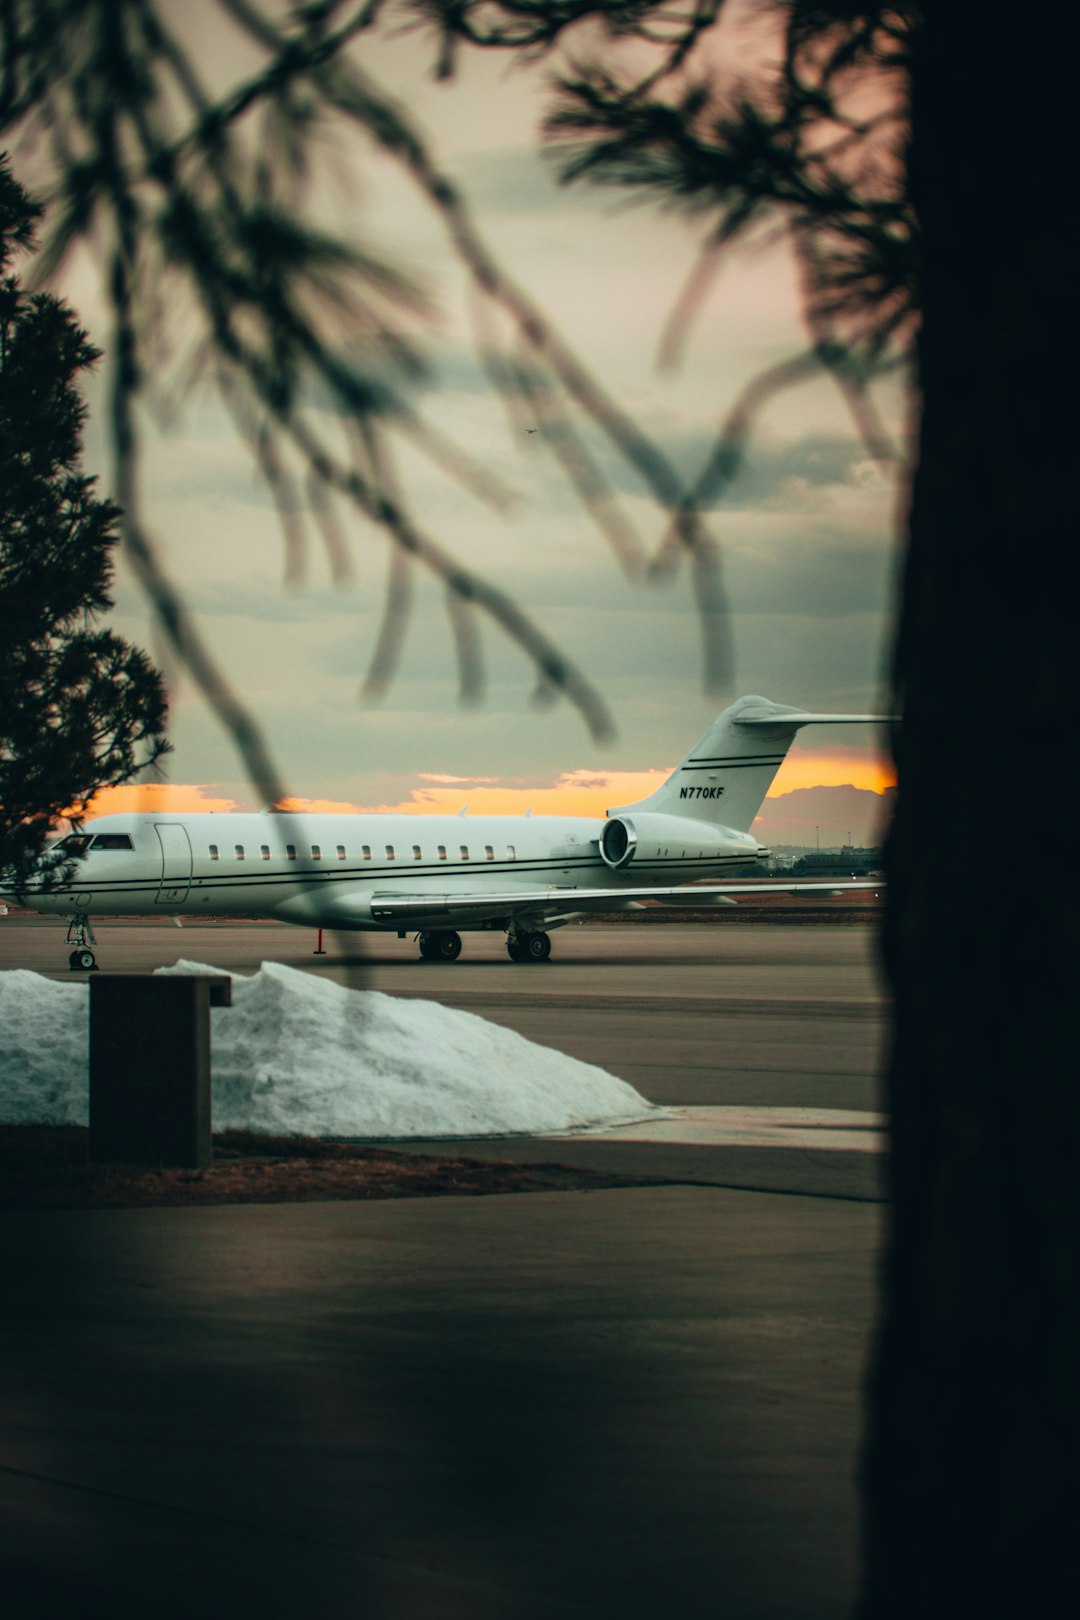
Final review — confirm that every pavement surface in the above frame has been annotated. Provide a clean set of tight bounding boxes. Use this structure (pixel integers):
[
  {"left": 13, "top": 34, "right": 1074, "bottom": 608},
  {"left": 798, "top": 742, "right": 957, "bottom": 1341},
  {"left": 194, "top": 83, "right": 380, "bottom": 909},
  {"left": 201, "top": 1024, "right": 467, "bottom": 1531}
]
[
  {"left": 0, "top": 916, "right": 889, "bottom": 1617},
  {"left": 1, "top": 916, "right": 889, "bottom": 1198}
]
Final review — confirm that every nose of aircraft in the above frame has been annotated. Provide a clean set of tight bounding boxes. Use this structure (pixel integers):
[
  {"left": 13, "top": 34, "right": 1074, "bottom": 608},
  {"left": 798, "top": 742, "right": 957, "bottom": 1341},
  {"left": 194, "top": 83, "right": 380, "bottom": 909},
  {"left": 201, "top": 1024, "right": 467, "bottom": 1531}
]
[{"left": 1, "top": 848, "right": 78, "bottom": 911}]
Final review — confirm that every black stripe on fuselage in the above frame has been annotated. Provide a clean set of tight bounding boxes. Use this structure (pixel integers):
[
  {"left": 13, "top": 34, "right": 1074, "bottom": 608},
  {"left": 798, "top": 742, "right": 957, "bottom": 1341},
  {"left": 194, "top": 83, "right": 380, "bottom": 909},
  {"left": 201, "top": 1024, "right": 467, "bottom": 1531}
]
[
  {"left": 46, "top": 854, "right": 601, "bottom": 895},
  {"left": 39, "top": 850, "right": 761, "bottom": 902}
]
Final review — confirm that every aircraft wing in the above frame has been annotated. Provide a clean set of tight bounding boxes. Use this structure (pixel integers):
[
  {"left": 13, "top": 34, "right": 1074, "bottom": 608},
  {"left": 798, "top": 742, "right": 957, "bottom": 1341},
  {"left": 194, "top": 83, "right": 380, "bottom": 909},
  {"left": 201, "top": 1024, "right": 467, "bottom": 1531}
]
[{"left": 367, "top": 880, "right": 882, "bottom": 927}]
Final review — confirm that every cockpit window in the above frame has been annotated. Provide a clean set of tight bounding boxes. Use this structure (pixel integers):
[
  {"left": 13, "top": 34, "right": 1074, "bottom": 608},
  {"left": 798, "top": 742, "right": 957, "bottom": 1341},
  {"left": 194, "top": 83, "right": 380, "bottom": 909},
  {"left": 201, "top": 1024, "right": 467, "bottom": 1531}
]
[
  {"left": 89, "top": 834, "right": 134, "bottom": 851},
  {"left": 54, "top": 834, "right": 91, "bottom": 858}
]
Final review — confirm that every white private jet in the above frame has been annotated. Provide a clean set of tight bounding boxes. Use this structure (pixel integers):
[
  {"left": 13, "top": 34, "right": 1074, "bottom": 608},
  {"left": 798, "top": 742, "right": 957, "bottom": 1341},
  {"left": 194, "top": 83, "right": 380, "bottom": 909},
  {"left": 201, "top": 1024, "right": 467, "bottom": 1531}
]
[{"left": 10, "top": 695, "right": 887, "bottom": 969}]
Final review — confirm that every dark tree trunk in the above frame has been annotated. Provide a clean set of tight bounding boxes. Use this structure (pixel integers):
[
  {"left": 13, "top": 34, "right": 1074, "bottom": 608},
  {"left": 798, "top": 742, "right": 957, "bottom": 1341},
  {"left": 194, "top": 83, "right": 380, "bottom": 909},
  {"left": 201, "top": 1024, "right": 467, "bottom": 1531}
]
[{"left": 859, "top": 13, "right": 1080, "bottom": 1615}]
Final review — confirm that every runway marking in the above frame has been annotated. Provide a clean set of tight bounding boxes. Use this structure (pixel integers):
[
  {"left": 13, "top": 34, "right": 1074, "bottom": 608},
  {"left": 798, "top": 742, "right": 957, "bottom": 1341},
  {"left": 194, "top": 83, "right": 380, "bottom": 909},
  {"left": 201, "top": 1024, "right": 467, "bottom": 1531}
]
[{"left": 563, "top": 1106, "right": 887, "bottom": 1153}]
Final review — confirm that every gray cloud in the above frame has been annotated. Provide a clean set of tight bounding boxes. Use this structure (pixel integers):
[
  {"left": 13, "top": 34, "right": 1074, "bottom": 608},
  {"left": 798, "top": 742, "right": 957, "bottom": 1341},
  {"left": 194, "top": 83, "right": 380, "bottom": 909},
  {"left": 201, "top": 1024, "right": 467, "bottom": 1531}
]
[
  {"left": 724, "top": 533, "right": 894, "bottom": 619},
  {"left": 711, "top": 435, "right": 870, "bottom": 508},
  {"left": 570, "top": 419, "right": 894, "bottom": 508}
]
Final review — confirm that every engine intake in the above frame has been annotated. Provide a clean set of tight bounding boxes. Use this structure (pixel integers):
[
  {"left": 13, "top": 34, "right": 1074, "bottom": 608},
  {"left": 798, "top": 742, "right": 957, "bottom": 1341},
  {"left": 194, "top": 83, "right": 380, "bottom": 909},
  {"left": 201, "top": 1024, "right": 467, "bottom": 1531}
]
[
  {"left": 599, "top": 812, "right": 759, "bottom": 869},
  {"left": 599, "top": 817, "right": 638, "bottom": 869}
]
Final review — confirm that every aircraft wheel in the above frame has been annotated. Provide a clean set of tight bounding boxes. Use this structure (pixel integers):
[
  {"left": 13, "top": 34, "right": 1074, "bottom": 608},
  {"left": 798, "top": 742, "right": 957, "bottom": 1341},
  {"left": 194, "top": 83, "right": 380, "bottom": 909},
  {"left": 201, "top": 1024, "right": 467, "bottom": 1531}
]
[
  {"left": 434, "top": 931, "right": 462, "bottom": 962},
  {"left": 70, "top": 947, "right": 97, "bottom": 971},
  {"left": 418, "top": 932, "right": 437, "bottom": 961},
  {"left": 506, "top": 937, "right": 526, "bottom": 963},
  {"left": 523, "top": 931, "right": 551, "bottom": 963}
]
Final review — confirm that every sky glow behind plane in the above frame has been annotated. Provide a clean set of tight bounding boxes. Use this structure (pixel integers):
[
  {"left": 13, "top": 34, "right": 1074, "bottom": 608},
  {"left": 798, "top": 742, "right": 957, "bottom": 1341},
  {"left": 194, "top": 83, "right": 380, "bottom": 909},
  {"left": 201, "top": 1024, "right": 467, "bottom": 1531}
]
[{"left": 75, "top": 749, "right": 895, "bottom": 837}]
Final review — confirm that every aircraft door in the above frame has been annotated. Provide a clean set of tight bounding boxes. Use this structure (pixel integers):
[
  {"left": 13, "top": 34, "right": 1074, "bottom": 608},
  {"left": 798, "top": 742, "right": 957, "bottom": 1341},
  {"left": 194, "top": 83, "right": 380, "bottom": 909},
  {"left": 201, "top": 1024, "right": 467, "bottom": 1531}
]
[{"left": 154, "top": 823, "right": 193, "bottom": 905}]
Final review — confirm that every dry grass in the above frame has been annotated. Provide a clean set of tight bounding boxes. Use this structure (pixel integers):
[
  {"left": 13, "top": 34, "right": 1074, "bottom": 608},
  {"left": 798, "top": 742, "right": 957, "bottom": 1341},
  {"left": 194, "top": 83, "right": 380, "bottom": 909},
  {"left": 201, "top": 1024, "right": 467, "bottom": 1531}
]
[{"left": 0, "top": 1124, "right": 635, "bottom": 1211}]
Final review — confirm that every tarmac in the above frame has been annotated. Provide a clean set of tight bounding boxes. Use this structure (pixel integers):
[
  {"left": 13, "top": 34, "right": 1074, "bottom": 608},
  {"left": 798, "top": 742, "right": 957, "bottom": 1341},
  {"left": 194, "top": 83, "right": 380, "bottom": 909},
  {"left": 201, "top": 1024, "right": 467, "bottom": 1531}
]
[{"left": 1, "top": 917, "right": 888, "bottom": 1617}]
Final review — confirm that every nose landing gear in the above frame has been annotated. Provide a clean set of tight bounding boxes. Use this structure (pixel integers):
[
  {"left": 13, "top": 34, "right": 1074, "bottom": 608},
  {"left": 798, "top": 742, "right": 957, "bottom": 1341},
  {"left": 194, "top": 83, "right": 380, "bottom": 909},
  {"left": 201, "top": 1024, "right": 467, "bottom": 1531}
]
[{"left": 66, "top": 914, "right": 98, "bottom": 971}]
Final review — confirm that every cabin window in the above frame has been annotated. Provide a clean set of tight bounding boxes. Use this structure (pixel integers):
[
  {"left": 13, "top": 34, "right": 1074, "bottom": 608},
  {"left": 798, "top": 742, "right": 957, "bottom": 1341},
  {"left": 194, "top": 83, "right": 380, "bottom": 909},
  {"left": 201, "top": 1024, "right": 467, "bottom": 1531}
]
[
  {"left": 286, "top": 844, "right": 297, "bottom": 861},
  {"left": 260, "top": 844, "right": 270, "bottom": 861},
  {"left": 311, "top": 844, "right": 321, "bottom": 860},
  {"left": 337, "top": 844, "right": 346, "bottom": 860},
  {"left": 209, "top": 844, "right": 219, "bottom": 861},
  {"left": 90, "top": 833, "right": 133, "bottom": 850},
  {"left": 235, "top": 845, "right": 245, "bottom": 860},
  {"left": 437, "top": 844, "right": 447, "bottom": 860},
  {"left": 484, "top": 845, "right": 494, "bottom": 861},
  {"left": 362, "top": 844, "right": 371, "bottom": 860},
  {"left": 507, "top": 845, "right": 516, "bottom": 861},
  {"left": 385, "top": 844, "right": 395, "bottom": 860},
  {"left": 413, "top": 844, "right": 422, "bottom": 860},
  {"left": 460, "top": 845, "right": 470, "bottom": 861}
]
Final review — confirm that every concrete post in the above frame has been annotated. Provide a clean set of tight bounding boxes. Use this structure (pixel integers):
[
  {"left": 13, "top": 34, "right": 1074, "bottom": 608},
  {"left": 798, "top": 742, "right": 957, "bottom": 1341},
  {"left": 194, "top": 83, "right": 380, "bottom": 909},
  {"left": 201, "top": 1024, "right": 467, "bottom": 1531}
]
[{"left": 88, "top": 975, "right": 232, "bottom": 1168}]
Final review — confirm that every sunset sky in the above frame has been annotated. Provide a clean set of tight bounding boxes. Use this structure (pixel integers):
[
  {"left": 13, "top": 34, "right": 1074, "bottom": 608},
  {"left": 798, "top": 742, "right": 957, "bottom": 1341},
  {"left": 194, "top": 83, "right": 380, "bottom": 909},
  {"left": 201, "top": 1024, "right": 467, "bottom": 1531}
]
[{"left": 40, "top": 7, "right": 904, "bottom": 845}]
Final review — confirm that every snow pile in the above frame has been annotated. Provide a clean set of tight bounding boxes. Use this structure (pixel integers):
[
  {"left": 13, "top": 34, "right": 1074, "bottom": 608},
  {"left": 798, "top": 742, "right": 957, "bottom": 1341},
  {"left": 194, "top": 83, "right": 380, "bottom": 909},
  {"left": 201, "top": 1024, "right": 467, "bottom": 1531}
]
[
  {"left": 0, "top": 970, "right": 91, "bottom": 1127},
  {"left": 0, "top": 960, "right": 658, "bottom": 1138}
]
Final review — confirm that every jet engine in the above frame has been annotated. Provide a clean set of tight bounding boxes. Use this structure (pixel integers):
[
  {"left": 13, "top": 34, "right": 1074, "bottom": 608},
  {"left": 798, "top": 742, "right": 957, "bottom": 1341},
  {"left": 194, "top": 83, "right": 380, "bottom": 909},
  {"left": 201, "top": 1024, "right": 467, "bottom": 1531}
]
[{"left": 598, "top": 813, "right": 758, "bottom": 869}]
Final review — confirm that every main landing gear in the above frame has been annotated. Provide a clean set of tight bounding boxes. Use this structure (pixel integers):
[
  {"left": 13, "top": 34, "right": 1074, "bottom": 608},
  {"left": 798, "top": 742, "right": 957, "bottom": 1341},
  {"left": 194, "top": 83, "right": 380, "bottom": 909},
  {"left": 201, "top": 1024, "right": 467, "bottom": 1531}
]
[
  {"left": 414, "top": 928, "right": 553, "bottom": 963},
  {"left": 506, "top": 930, "right": 551, "bottom": 964},
  {"left": 418, "top": 930, "right": 463, "bottom": 963},
  {"left": 66, "top": 913, "right": 98, "bottom": 971}
]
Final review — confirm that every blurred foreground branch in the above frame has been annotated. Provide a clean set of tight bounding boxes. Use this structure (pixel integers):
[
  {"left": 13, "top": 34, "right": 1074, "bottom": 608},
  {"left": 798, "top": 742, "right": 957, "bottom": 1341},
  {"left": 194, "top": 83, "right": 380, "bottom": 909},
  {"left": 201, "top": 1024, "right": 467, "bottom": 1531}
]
[{"left": 0, "top": 0, "right": 799, "bottom": 797}]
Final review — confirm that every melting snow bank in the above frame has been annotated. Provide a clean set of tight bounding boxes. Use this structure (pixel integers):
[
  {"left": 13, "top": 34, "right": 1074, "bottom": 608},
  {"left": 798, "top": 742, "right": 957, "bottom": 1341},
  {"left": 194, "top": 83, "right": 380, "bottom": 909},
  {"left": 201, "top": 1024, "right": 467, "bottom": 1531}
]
[{"left": 0, "top": 960, "right": 660, "bottom": 1139}]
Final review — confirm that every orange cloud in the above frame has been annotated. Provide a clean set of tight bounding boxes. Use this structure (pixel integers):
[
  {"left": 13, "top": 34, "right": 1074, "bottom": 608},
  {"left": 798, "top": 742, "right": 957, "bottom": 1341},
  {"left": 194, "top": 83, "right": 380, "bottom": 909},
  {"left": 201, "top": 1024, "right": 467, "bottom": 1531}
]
[
  {"left": 73, "top": 783, "right": 242, "bottom": 819},
  {"left": 355, "top": 753, "right": 893, "bottom": 816},
  {"left": 274, "top": 796, "right": 379, "bottom": 815},
  {"left": 71, "top": 749, "right": 893, "bottom": 825},
  {"left": 356, "top": 769, "right": 671, "bottom": 819}
]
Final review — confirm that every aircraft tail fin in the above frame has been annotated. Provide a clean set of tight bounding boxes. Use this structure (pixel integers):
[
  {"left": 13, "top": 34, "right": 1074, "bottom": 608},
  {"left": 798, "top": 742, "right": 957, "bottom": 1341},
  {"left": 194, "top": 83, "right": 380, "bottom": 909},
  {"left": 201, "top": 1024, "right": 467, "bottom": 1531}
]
[{"left": 610, "top": 695, "right": 889, "bottom": 834}]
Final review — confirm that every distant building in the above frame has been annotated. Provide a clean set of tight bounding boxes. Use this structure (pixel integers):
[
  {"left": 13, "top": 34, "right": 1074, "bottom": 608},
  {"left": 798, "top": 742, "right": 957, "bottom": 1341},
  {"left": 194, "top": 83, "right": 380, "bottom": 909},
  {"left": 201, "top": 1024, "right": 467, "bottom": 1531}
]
[{"left": 787, "top": 846, "right": 883, "bottom": 877}]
